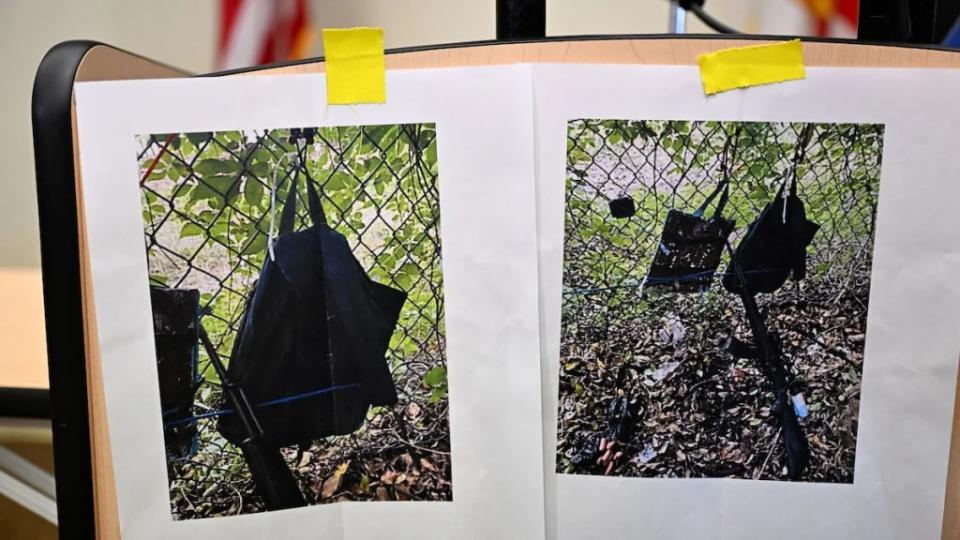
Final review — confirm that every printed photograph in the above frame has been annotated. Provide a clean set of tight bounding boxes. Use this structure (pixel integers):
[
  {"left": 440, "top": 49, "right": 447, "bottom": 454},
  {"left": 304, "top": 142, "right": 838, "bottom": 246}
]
[
  {"left": 556, "top": 120, "right": 884, "bottom": 482},
  {"left": 137, "top": 125, "right": 451, "bottom": 519}
]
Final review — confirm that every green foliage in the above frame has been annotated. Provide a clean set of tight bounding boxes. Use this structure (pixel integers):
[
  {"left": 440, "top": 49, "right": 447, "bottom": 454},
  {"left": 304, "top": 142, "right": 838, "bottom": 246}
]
[{"left": 422, "top": 366, "right": 448, "bottom": 403}]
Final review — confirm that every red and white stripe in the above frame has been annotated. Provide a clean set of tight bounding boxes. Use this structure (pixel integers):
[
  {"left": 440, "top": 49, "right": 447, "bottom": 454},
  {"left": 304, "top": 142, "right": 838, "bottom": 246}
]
[{"left": 217, "top": 0, "right": 312, "bottom": 70}]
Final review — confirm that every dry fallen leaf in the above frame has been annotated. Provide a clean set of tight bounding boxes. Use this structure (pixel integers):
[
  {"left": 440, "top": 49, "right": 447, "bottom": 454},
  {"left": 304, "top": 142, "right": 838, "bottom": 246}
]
[
  {"left": 297, "top": 451, "right": 313, "bottom": 469},
  {"left": 380, "top": 469, "right": 399, "bottom": 485},
  {"left": 320, "top": 462, "right": 349, "bottom": 499},
  {"left": 406, "top": 402, "right": 422, "bottom": 418}
]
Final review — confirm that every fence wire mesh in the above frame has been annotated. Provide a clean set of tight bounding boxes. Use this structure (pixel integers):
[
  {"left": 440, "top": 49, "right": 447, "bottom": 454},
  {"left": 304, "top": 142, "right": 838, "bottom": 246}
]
[
  {"left": 564, "top": 120, "right": 882, "bottom": 299},
  {"left": 558, "top": 120, "right": 884, "bottom": 481},
  {"left": 137, "top": 124, "right": 451, "bottom": 518}
]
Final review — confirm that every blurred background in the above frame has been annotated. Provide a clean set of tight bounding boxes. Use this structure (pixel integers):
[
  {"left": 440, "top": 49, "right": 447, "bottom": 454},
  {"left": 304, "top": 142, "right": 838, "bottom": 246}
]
[
  {"left": 0, "top": 0, "right": 930, "bottom": 537},
  {"left": 0, "top": 0, "right": 861, "bottom": 267}
]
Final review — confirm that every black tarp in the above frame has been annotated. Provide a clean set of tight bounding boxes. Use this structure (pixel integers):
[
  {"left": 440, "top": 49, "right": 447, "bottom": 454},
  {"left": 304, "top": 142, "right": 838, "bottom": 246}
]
[{"left": 218, "top": 152, "right": 406, "bottom": 448}]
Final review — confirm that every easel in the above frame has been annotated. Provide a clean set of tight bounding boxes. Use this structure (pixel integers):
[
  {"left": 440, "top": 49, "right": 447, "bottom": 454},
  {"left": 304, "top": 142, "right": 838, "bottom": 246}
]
[{"left": 31, "top": 36, "right": 960, "bottom": 539}]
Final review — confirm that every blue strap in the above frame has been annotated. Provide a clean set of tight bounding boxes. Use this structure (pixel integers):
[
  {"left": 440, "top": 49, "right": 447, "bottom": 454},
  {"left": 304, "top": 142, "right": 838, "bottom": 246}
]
[{"left": 163, "top": 382, "right": 360, "bottom": 428}]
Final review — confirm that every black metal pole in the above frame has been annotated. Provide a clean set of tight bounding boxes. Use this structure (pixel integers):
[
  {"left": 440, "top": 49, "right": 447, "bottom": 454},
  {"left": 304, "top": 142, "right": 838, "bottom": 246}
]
[{"left": 496, "top": 0, "right": 546, "bottom": 40}]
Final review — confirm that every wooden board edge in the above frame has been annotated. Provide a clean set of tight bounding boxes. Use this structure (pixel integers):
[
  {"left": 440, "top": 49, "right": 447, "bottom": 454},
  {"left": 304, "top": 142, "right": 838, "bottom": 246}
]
[
  {"left": 72, "top": 43, "right": 186, "bottom": 540},
  {"left": 943, "top": 358, "right": 960, "bottom": 540}
]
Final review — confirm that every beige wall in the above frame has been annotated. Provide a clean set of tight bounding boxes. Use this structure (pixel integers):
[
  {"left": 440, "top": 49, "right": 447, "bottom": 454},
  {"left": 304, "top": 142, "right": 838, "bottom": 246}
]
[
  {"left": 0, "top": 0, "right": 217, "bottom": 267},
  {"left": 1, "top": 0, "right": 797, "bottom": 268}
]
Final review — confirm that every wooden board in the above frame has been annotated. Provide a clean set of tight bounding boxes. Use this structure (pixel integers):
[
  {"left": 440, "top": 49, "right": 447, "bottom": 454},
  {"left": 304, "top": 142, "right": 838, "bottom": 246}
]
[{"left": 65, "top": 38, "right": 960, "bottom": 539}]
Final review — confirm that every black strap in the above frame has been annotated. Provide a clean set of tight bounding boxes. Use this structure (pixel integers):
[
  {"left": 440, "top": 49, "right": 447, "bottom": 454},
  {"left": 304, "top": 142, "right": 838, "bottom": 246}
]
[
  {"left": 693, "top": 178, "right": 728, "bottom": 218},
  {"left": 277, "top": 142, "right": 328, "bottom": 235},
  {"left": 278, "top": 166, "right": 299, "bottom": 236},
  {"left": 778, "top": 124, "right": 814, "bottom": 200},
  {"left": 300, "top": 144, "right": 327, "bottom": 227},
  {"left": 694, "top": 125, "right": 740, "bottom": 219},
  {"left": 713, "top": 180, "right": 730, "bottom": 218}
]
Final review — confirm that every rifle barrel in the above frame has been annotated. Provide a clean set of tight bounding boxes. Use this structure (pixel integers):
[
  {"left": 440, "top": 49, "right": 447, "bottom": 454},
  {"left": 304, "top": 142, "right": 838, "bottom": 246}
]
[
  {"left": 724, "top": 241, "right": 809, "bottom": 480},
  {"left": 197, "top": 326, "right": 306, "bottom": 509}
]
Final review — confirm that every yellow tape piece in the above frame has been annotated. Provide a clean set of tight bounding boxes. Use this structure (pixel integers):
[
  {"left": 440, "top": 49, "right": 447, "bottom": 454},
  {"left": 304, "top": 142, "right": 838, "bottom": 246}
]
[
  {"left": 698, "top": 39, "right": 806, "bottom": 96},
  {"left": 322, "top": 27, "right": 386, "bottom": 104}
]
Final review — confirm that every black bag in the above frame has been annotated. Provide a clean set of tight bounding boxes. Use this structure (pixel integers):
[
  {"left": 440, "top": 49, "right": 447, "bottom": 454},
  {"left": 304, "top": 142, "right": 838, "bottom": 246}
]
[
  {"left": 218, "top": 155, "right": 406, "bottom": 448},
  {"left": 608, "top": 196, "right": 636, "bottom": 219},
  {"left": 150, "top": 287, "right": 201, "bottom": 457},
  {"left": 644, "top": 180, "right": 736, "bottom": 293},
  {"left": 722, "top": 171, "right": 820, "bottom": 296}
]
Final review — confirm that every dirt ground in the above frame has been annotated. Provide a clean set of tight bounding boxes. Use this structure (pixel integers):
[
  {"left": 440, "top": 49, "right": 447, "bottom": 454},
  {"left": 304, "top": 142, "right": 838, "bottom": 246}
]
[{"left": 556, "top": 278, "right": 867, "bottom": 483}]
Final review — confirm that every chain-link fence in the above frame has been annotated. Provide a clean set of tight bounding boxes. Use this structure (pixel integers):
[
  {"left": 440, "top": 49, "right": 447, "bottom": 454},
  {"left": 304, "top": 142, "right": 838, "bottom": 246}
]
[
  {"left": 563, "top": 120, "right": 883, "bottom": 332},
  {"left": 564, "top": 120, "right": 882, "bottom": 302},
  {"left": 137, "top": 124, "right": 451, "bottom": 518},
  {"left": 558, "top": 120, "right": 884, "bottom": 481}
]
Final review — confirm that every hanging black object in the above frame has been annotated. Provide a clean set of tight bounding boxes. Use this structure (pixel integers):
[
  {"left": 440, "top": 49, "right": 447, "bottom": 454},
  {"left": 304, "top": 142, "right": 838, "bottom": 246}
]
[
  {"left": 644, "top": 130, "right": 740, "bottom": 293},
  {"left": 720, "top": 178, "right": 819, "bottom": 294},
  {"left": 149, "top": 287, "right": 201, "bottom": 458},
  {"left": 608, "top": 196, "right": 636, "bottom": 219},
  {"left": 644, "top": 187, "right": 735, "bottom": 293},
  {"left": 722, "top": 130, "right": 820, "bottom": 295},
  {"left": 218, "top": 143, "right": 406, "bottom": 448}
]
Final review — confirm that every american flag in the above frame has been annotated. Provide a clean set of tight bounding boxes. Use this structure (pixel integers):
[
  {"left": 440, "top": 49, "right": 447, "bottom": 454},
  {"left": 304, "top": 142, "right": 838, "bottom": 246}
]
[
  {"left": 802, "top": 0, "right": 859, "bottom": 38},
  {"left": 217, "top": 0, "right": 313, "bottom": 70}
]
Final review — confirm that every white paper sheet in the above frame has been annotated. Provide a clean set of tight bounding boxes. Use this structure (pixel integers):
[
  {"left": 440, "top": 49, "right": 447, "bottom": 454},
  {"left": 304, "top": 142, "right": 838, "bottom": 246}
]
[
  {"left": 534, "top": 64, "right": 960, "bottom": 540},
  {"left": 74, "top": 66, "right": 545, "bottom": 539}
]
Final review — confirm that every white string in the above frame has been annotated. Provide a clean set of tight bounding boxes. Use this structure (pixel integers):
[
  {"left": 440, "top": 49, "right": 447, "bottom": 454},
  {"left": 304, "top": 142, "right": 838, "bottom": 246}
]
[
  {"left": 269, "top": 150, "right": 294, "bottom": 261},
  {"left": 781, "top": 174, "right": 790, "bottom": 224}
]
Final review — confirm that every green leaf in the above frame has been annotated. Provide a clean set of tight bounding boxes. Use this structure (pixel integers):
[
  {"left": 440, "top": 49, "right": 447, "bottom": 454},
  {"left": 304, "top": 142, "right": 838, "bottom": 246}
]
[
  {"left": 379, "top": 254, "right": 396, "bottom": 271},
  {"left": 428, "top": 387, "right": 446, "bottom": 403},
  {"left": 147, "top": 167, "right": 166, "bottom": 180},
  {"left": 249, "top": 161, "right": 270, "bottom": 178},
  {"left": 422, "top": 366, "right": 446, "bottom": 388},
  {"left": 748, "top": 185, "right": 769, "bottom": 202},
  {"left": 202, "top": 175, "right": 241, "bottom": 203},
  {"left": 196, "top": 159, "right": 240, "bottom": 177},
  {"left": 324, "top": 171, "right": 353, "bottom": 191},
  {"left": 359, "top": 474, "right": 370, "bottom": 493},
  {"left": 241, "top": 233, "right": 267, "bottom": 256},
  {"left": 395, "top": 272, "right": 412, "bottom": 291},
  {"left": 186, "top": 132, "right": 212, "bottom": 146},
  {"left": 189, "top": 182, "right": 219, "bottom": 203},
  {"left": 424, "top": 142, "right": 437, "bottom": 170},
  {"left": 244, "top": 176, "right": 264, "bottom": 205},
  {"left": 179, "top": 223, "right": 204, "bottom": 238}
]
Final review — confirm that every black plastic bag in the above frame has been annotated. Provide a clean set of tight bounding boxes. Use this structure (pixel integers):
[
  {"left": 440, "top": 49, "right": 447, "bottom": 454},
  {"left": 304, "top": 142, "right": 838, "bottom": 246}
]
[
  {"left": 722, "top": 175, "right": 819, "bottom": 295},
  {"left": 218, "top": 153, "right": 406, "bottom": 448},
  {"left": 150, "top": 287, "right": 201, "bottom": 457},
  {"left": 608, "top": 196, "right": 636, "bottom": 219},
  {"left": 644, "top": 181, "right": 735, "bottom": 293}
]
